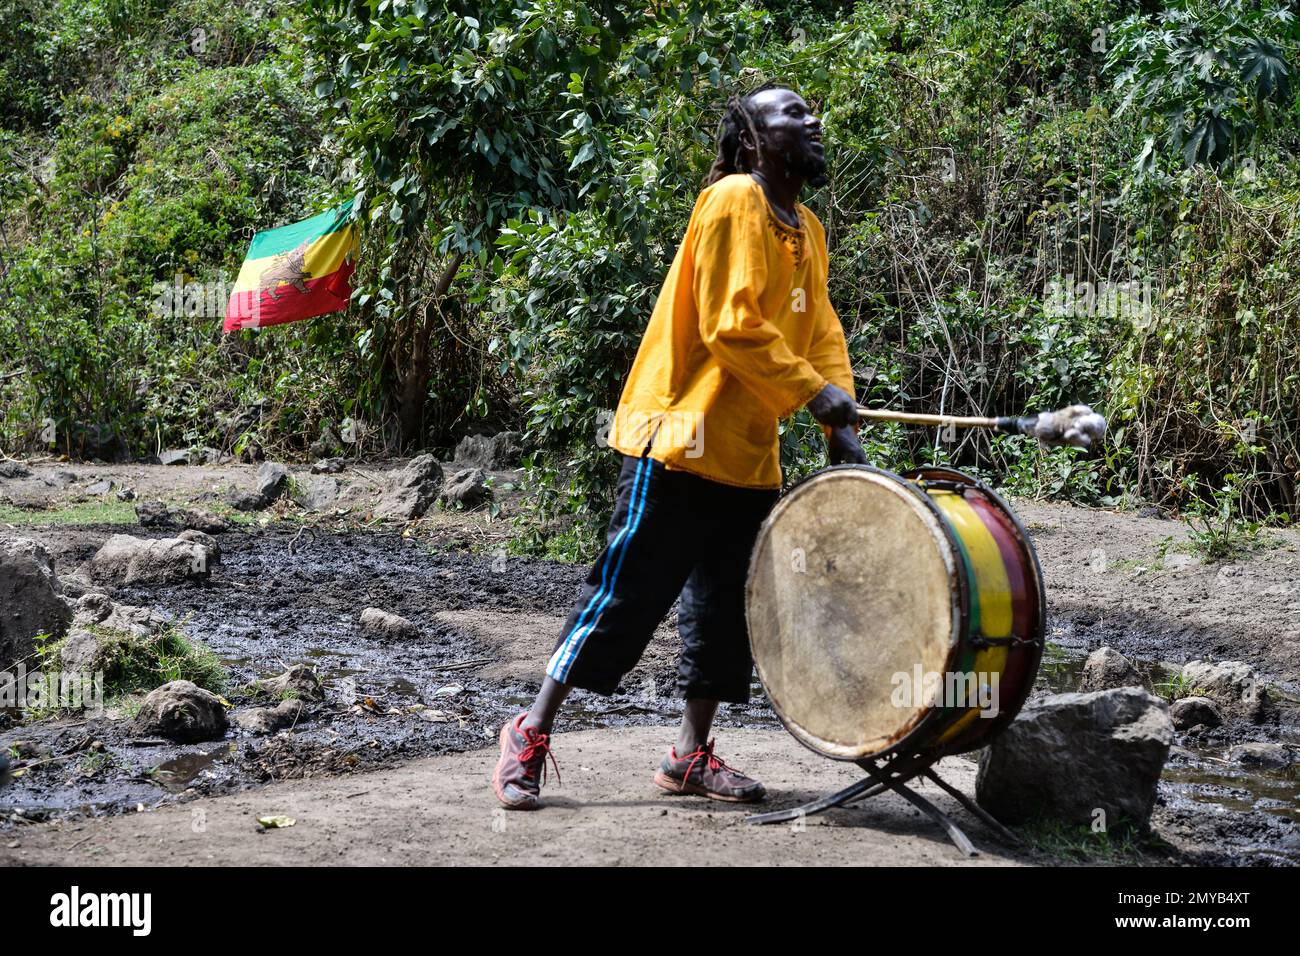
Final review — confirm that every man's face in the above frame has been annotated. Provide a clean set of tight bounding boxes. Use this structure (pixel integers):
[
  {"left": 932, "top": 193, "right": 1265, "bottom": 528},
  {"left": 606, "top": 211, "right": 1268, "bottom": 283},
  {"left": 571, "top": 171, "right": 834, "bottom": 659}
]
[{"left": 744, "top": 88, "right": 827, "bottom": 187}]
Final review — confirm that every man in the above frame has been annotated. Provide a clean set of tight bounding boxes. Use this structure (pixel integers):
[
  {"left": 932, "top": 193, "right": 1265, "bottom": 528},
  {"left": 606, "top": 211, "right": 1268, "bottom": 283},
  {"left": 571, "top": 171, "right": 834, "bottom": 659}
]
[{"left": 493, "top": 83, "right": 866, "bottom": 810}]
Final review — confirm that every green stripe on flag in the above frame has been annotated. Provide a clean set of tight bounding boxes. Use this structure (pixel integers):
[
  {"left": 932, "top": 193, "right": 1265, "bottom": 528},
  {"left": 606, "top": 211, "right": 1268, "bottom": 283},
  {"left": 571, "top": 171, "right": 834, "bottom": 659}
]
[{"left": 247, "top": 198, "right": 355, "bottom": 260}]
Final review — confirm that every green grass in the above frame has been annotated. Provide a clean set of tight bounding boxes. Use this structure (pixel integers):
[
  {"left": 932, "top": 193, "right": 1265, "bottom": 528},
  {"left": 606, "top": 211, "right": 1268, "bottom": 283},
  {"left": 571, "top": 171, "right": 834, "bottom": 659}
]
[
  {"left": 1020, "top": 819, "right": 1166, "bottom": 863},
  {"left": 0, "top": 499, "right": 139, "bottom": 525},
  {"left": 23, "top": 622, "right": 228, "bottom": 722}
]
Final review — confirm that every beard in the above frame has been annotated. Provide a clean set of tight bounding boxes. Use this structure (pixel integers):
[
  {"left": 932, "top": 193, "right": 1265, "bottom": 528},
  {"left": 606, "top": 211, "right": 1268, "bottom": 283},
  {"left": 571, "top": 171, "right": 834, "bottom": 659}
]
[
  {"left": 777, "top": 143, "right": 829, "bottom": 188},
  {"left": 802, "top": 147, "right": 829, "bottom": 188}
]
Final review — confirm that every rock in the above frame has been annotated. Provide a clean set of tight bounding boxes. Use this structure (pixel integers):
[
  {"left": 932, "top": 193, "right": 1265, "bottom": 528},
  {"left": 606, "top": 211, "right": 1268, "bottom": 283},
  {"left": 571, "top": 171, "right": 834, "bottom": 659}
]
[
  {"left": 311, "top": 457, "right": 346, "bottom": 474},
  {"left": 232, "top": 698, "right": 305, "bottom": 735},
  {"left": 132, "top": 680, "right": 228, "bottom": 743},
  {"left": 1227, "top": 742, "right": 1293, "bottom": 770},
  {"left": 258, "top": 664, "right": 325, "bottom": 702},
  {"left": 359, "top": 607, "right": 419, "bottom": 641},
  {"left": 1079, "top": 646, "right": 1140, "bottom": 692},
  {"left": 976, "top": 687, "right": 1173, "bottom": 832},
  {"left": 0, "top": 537, "right": 58, "bottom": 588},
  {"left": 177, "top": 529, "right": 220, "bottom": 562},
  {"left": 84, "top": 479, "right": 113, "bottom": 495},
  {"left": 0, "top": 550, "right": 72, "bottom": 671},
  {"left": 158, "top": 449, "right": 191, "bottom": 466},
  {"left": 0, "top": 460, "right": 32, "bottom": 479},
  {"left": 116, "top": 487, "right": 136, "bottom": 501},
  {"left": 1161, "top": 553, "right": 1198, "bottom": 572},
  {"left": 1169, "top": 696, "right": 1222, "bottom": 731},
  {"left": 454, "top": 431, "right": 521, "bottom": 469},
  {"left": 239, "top": 441, "right": 265, "bottom": 463},
  {"left": 440, "top": 468, "right": 492, "bottom": 509},
  {"left": 135, "top": 500, "right": 229, "bottom": 533},
  {"left": 256, "top": 462, "right": 290, "bottom": 501},
  {"left": 88, "top": 533, "right": 217, "bottom": 586},
  {"left": 58, "top": 596, "right": 173, "bottom": 676},
  {"left": 1181, "top": 660, "right": 1265, "bottom": 721},
  {"left": 373, "top": 455, "right": 443, "bottom": 521},
  {"left": 227, "top": 489, "right": 269, "bottom": 512},
  {"left": 298, "top": 476, "right": 340, "bottom": 512}
]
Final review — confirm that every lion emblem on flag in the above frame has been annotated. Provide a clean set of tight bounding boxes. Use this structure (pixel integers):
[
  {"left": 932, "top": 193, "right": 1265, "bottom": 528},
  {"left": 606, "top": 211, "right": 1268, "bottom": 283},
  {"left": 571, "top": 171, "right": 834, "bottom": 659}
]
[{"left": 258, "top": 240, "right": 313, "bottom": 300}]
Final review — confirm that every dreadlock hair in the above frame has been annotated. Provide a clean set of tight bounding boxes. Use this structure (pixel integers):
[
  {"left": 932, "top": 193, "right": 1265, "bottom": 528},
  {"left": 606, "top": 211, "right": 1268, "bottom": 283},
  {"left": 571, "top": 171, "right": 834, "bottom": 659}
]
[{"left": 702, "top": 81, "right": 790, "bottom": 188}]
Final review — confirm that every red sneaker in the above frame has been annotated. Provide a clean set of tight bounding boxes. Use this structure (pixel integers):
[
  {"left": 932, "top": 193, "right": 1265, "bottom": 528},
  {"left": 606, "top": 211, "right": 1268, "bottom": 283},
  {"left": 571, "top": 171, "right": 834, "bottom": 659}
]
[
  {"left": 492, "top": 713, "right": 560, "bottom": 810},
  {"left": 653, "top": 739, "right": 765, "bottom": 803}
]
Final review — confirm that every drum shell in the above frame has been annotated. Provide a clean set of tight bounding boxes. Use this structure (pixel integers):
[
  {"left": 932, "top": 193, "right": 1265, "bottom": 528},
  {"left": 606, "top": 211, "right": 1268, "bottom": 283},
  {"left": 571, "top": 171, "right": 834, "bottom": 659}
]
[{"left": 745, "top": 465, "right": 1044, "bottom": 762}]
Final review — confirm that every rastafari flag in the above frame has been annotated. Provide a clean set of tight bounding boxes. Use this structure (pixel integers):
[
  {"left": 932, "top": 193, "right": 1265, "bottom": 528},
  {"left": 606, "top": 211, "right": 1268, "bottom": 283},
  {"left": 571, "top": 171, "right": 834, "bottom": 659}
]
[{"left": 223, "top": 198, "right": 359, "bottom": 332}]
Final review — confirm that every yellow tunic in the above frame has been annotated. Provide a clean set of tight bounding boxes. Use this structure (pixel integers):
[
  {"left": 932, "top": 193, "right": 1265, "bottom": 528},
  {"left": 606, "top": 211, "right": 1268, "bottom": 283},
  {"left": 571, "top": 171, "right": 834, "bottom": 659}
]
[{"left": 607, "top": 172, "right": 855, "bottom": 489}]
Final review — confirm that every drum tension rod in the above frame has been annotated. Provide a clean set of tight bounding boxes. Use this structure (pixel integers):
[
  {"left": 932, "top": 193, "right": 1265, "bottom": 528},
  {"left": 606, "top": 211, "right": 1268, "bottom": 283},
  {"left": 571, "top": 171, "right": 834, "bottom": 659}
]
[{"left": 970, "top": 633, "right": 1045, "bottom": 649}]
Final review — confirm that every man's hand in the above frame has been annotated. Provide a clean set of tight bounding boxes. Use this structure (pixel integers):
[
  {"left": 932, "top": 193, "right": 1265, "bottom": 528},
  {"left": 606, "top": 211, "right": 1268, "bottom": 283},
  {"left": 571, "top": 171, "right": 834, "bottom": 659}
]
[
  {"left": 827, "top": 425, "right": 868, "bottom": 465},
  {"left": 806, "top": 382, "right": 859, "bottom": 429}
]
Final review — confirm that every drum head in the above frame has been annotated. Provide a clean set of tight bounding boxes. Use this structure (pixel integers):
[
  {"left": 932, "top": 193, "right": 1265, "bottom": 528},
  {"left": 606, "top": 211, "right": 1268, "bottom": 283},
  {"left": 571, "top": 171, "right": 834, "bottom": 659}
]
[{"left": 746, "top": 466, "right": 961, "bottom": 759}]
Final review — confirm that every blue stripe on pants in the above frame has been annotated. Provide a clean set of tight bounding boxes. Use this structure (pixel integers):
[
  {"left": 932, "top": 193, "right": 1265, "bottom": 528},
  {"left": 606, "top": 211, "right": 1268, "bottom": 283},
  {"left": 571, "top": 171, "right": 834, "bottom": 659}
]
[{"left": 546, "top": 456, "right": 653, "bottom": 681}]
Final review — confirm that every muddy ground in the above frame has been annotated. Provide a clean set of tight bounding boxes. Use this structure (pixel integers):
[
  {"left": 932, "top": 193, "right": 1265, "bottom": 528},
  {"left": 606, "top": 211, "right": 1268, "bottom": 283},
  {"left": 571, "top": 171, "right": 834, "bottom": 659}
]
[{"left": 0, "top": 459, "right": 1297, "bottom": 866}]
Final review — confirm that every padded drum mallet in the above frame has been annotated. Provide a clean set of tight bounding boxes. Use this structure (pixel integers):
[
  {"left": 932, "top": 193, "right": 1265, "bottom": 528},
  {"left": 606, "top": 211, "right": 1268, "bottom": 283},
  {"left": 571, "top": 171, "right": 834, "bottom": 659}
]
[{"left": 855, "top": 403, "right": 1107, "bottom": 450}]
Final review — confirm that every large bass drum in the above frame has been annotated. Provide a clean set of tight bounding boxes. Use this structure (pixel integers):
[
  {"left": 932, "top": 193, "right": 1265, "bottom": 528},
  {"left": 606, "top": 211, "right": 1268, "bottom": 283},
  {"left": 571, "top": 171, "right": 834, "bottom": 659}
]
[{"left": 745, "top": 465, "right": 1045, "bottom": 761}]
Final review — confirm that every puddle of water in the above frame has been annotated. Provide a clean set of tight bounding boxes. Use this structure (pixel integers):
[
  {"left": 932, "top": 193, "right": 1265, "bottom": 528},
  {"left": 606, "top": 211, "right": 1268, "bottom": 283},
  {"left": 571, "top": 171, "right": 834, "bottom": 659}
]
[
  {"left": 1036, "top": 642, "right": 1175, "bottom": 696},
  {"left": 149, "top": 747, "right": 231, "bottom": 793}
]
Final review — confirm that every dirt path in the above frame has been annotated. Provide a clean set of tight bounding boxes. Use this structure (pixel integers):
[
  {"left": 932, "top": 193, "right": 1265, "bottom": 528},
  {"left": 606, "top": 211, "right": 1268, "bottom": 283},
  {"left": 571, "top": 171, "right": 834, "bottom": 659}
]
[
  {"left": 2, "top": 460, "right": 1298, "bottom": 865},
  {"left": 0, "top": 728, "right": 1026, "bottom": 866}
]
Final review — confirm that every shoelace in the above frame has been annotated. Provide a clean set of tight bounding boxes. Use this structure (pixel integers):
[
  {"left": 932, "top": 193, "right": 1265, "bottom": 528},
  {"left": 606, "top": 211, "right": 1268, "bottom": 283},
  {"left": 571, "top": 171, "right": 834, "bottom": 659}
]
[
  {"left": 675, "top": 738, "right": 738, "bottom": 790},
  {"left": 518, "top": 727, "right": 561, "bottom": 787}
]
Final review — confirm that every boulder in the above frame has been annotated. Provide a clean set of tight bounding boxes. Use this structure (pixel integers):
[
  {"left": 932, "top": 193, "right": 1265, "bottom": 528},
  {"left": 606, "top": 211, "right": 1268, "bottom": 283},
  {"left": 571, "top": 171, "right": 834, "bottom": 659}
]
[
  {"left": 373, "top": 455, "right": 443, "bottom": 521},
  {"left": 258, "top": 664, "right": 325, "bottom": 702},
  {"left": 0, "top": 460, "right": 32, "bottom": 479},
  {"left": 298, "top": 476, "right": 340, "bottom": 512},
  {"left": 227, "top": 489, "right": 268, "bottom": 512},
  {"left": 359, "top": 607, "right": 419, "bottom": 641},
  {"left": 132, "top": 680, "right": 227, "bottom": 743},
  {"left": 1226, "top": 742, "right": 1293, "bottom": 770},
  {"left": 88, "top": 533, "right": 218, "bottom": 586},
  {"left": 256, "top": 462, "right": 290, "bottom": 501},
  {"left": 311, "top": 458, "right": 346, "bottom": 475},
  {"left": 0, "top": 551, "right": 72, "bottom": 671},
  {"left": 1078, "top": 646, "right": 1140, "bottom": 692},
  {"left": 59, "top": 594, "right": 171, "bottom": 674},
  {"left": 0, "top": 537, "right": 58, "bottom": 588},
  {"left": 454, "top": 431, "right": 521, "bottom": 469},
  {"left": 135, "top": 500, "right": 229, "bottom": 534},
  {"left": 1169, "top": 695, "right": 1222, "bottom": 731},
  {"left": 232, "top": 698, "right": 305, "bottom": 735},
  {"left": 84, "top": 479, "right": 113, "bottom": 495},
  {"left": 158, "top": 449, "right": 191, "bottom": 466},
  {"left": 976, "top": 687, "right": 1173, "bottom": 833},
  {"left": 116, "top": 487, "right": 136, "bottom": 502},
  {"left": 440, "top": 468, "right": 492, "bottom": 509},
  {"left": 1181, "top": 660, "right": 1265, "bottom": 721}
]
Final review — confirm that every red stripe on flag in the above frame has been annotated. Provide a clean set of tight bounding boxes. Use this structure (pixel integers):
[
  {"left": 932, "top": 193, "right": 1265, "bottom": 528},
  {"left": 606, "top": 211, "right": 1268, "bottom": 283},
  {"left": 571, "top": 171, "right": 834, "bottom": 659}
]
[{"left": 223, "top": 262, "right": 356, "bottom": 332}]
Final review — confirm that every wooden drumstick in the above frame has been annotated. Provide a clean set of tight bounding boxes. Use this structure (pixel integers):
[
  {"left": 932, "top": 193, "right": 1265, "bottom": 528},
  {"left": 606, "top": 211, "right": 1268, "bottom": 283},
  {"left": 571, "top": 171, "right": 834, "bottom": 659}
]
[{"left": 855, "top": 404, "right": 1107, "bottom": 450}]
